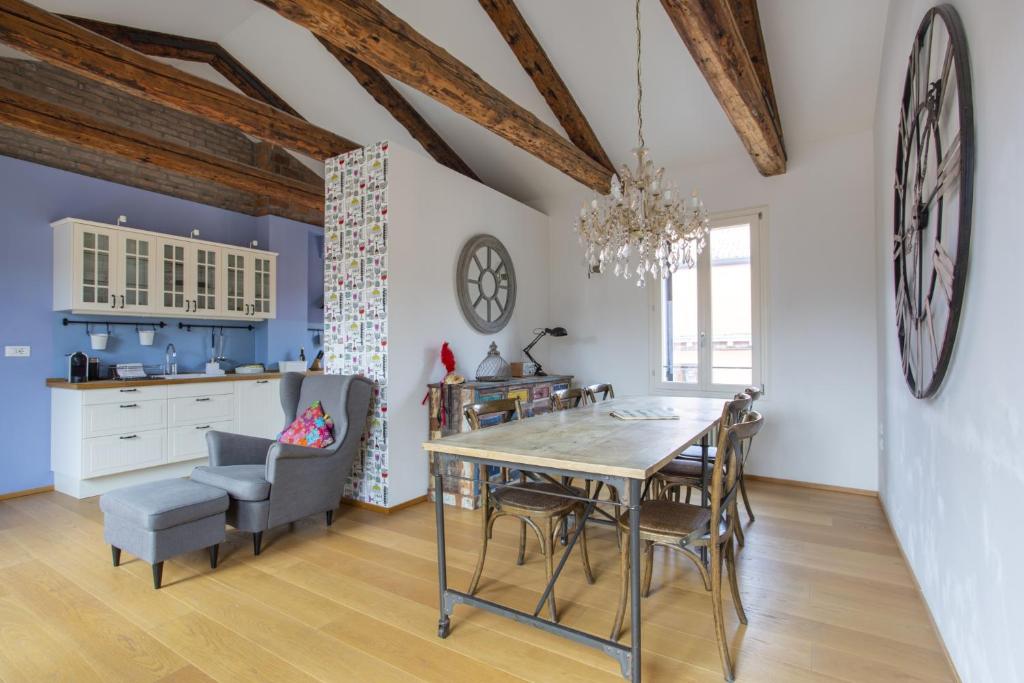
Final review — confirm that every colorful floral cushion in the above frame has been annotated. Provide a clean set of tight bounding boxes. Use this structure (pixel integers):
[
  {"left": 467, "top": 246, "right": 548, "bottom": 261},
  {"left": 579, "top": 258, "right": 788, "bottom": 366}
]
[{"left": 277, "top": 400, "right": 335, "bottom": 448}]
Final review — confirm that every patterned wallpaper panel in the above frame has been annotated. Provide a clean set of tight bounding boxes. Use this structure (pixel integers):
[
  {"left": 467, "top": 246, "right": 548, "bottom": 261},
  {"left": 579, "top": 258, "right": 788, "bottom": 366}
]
[{"left": 324, "top": 142, "right": 389, "bottom": 506}]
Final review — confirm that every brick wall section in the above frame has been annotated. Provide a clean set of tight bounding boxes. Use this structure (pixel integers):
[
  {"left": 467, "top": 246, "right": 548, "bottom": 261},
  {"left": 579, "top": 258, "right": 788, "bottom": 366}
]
[{"left": 0, "top": 58, "right": 324, "bottom": 224}]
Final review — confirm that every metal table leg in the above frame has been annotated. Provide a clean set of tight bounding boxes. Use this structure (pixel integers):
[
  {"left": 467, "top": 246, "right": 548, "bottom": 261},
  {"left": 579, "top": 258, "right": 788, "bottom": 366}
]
[
  {"left": 434, "top": 470, "right": 451, "bottom": 638},
  {"left": 432, "top": 457, "right": 636, "bottom": 679},
  {"left": 628, "top": 478, "right": 642, "bottom": 682}
]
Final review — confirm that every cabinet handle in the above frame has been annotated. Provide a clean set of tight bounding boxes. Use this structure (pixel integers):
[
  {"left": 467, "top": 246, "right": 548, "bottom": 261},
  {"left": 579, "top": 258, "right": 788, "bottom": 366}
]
[
  {"left": 195, "top": 425, "right": 211, "bottom": 430},
  {"left": 192, "top": 299, "right": 198, "bottom": 312},
  {"left": 185, "top": 299, "right": 191, "bottom": 312},
  {"left": 195, "top": 397, "right": 211, "bottom": 402},
  {"left": 110, "top": 294, "right": 116, "bottom": 309},
  {"left": 120, "top": 294, "right": 125, "bottom": 309},
  {"left": 119, "top": 434, "right": 138, "bottom": 440},
  {"left": 119, "top": 388, "right": 139, "bottom": 393},
  {"left": 256, "top": 380, "right": 269, "bottom": 384},
  {"left": 119, "top": 403, "right": 139, "bottom": 408}
]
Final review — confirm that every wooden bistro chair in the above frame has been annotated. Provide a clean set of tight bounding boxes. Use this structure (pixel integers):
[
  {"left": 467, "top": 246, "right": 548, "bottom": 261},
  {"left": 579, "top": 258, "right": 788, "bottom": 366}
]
[
  {"left": 548, "top": 387, "right": 595, "bottom": 544},
  {"left": 653, "top": 394, "right": 751, "bottom": 504},
  {"left": 583, "top": 383, "right": 615, "bottom": 402},
  {"left": 671, "top": 385, "right": 761, "bottom": 532},
  {"left": 612, "top": 410, "right": 765, "bottom": 682},
  {"left": 549, "top": 387, "right": 587, "bottom": 411},
  {"left": 464, "top": 398, "right": 595, "bottom": 623}
]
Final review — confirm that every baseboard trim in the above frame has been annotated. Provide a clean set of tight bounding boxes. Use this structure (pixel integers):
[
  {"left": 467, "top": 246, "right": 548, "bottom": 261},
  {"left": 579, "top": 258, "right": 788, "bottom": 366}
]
[
  {"left": 340, "top": 494, "right": 428, "bottom": 514},
  {"left": 745, "top": 474, "right": 878, "bottom": 497},
  {"left": 0, "top": 485, "right": 54, "bottom": 501},
  {"left": 879, "top": 497, "right": 962, "bottom": 683}
]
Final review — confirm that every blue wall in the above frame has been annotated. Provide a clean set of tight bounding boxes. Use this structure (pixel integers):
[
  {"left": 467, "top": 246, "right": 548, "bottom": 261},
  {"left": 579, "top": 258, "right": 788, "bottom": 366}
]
[{"left": 0, "top": 155, "right": 322, "bottom": 495}]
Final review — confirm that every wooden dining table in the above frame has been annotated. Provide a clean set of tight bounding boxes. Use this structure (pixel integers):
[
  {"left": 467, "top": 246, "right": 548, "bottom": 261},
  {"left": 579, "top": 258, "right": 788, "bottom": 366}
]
[{"left": 422, "top": 395, "right": 724, "bottom": 682}]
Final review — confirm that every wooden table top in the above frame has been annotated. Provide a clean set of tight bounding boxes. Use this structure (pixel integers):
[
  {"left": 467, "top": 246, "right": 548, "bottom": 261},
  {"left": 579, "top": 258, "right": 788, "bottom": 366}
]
[{"left": 422, "top": 395, "right": 723, "bottom": 480}]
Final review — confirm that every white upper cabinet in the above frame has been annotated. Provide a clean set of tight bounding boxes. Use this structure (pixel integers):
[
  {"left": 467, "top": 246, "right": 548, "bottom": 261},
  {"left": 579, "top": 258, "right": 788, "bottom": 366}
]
[
  {"left": 118, "top": 232, "right": 158, "bottom": 314},
  {"left": 157, "top": 237, "right": 190, "bottom": 316},
  {"left": 64, "top": 222, "right": 117, "bottom": 312},
  {"left": 253, "top": 253, "right": 276, "bottom": 319},
  {"left": 53, "top": 218, "right": 276, "bottom": 320},
  {"left": 221, "top": 248, "right": 276, "bottom": 320},
  {"left": 222, "top": 248, "right": 249, "bottom": 318},
  {"left": 192, "top": 244, "right": 221, "bottom": 316}
]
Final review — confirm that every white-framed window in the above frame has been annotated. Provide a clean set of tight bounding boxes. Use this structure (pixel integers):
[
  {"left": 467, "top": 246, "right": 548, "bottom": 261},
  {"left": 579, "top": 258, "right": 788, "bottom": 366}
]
[{"left": 649, "top": 207, "right": 768, "bottom": 398}]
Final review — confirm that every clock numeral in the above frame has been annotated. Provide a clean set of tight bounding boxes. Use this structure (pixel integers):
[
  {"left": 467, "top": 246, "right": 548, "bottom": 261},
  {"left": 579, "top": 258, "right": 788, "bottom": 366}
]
[
  {"left": 930, "top": 133, "right": 961, "bottom": 208},
  {"left": 924, "top": 299, "right": 940, "bottom": 368},
  {"left": 933, "top": 242, "right": 955, "bottom": 301}
]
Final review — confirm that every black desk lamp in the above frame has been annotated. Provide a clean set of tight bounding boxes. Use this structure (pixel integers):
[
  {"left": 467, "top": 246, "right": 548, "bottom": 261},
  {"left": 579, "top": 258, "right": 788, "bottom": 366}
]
[{"left": 522, "top": 327, "right": 567, "bottom": 376}]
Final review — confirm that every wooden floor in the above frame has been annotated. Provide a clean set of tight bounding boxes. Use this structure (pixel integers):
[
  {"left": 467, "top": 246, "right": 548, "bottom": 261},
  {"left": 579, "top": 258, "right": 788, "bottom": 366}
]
[{"left": 0, "top": 481, "right": 955, "bottom": 682}]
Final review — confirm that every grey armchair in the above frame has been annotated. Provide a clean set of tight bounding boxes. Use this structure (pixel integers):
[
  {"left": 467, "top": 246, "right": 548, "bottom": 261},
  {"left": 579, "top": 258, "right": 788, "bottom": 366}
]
[{"left": 192, "top": 372, "right": 373, "bottom": 554}]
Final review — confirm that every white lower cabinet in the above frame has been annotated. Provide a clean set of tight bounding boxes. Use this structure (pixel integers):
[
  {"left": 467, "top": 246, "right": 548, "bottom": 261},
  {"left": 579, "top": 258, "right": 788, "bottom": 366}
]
[
  {"left": 169, "top": 393, "right": 235, "bottom": 426},
  {"left": 51, "top": 376, "right": 288, "bottom": 498},
  {"left": 83, "top": 429, "right": 166, "bottom": 478},
  {"left": 235, "top": 378, "right": 284, "bottom": 440},
  {"left": 169, "top": 420, "right": 234, "bottom": 464},
  {"left": 83, "top": 400, "right": 166, "bottom": 438}
]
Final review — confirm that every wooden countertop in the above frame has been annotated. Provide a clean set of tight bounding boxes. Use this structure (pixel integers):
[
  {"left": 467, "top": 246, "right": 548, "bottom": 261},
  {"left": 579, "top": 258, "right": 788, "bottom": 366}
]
[
  {"left": 46, "top": 370, "right": 322, "bottom": 390},
  {"left": 423, "top": 395, "right": 723, "bottom": 480}
]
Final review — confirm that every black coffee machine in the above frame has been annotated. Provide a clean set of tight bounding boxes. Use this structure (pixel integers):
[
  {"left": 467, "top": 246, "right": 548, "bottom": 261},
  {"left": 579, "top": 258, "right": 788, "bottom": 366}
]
[{"left": 68, "top": 351, "right": 89, "bottom": 383}]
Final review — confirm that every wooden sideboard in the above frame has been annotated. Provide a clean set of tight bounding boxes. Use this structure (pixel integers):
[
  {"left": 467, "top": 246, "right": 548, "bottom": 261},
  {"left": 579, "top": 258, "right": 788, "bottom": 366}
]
[{"left": 426, "top": 374, "right": 572, "bottom": 509}]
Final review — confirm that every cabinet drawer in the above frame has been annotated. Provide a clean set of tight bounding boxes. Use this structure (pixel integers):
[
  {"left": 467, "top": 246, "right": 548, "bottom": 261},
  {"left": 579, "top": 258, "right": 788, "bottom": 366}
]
[
  {"left": 83, "top": 429, "right": 166, "bottom": 479},
  {"left": 169, "top": 394, "right": 234, "bottom": 426},
  {"left": 81, "top": 385, "right": 167, "bottom": 405},
  {"left": 166, "top": 381, "right": 234, "bottom": 399},
  {"left": 168, "top": 420, "right": 232, "bottom": 464},
  {"left": 83, "top": 399, "right": 166, "bottom": 438}
]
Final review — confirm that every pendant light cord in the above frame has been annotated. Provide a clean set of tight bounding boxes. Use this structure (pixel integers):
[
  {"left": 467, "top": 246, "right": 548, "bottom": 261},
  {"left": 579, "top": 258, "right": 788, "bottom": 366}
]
[{"left": 635, "top": 0, "right": 644, "bottom": 149}]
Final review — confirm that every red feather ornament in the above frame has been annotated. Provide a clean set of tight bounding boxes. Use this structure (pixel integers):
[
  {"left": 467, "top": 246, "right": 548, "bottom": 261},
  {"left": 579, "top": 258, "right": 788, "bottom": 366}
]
[{"left": 441, "top": 342, "right": 456, "bottom": 375}]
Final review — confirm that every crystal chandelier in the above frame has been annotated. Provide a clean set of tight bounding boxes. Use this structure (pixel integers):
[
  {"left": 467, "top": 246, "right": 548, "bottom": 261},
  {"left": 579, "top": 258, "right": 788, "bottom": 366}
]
[{"left": 575, "top": 0, "right": 709, "bottom": 287}]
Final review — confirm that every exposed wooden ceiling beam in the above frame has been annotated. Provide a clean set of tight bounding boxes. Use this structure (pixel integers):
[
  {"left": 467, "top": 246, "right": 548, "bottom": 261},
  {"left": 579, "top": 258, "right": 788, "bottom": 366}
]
[
  {"left": 256, "top": 0, "right": 612, "bottom": 193},
  {"left": 660, "top": 0, "right": 786, "bottom": 176},
  {"left": 478, "top": 0, "right": 613, "bottom": 173},
  {"left": 0, "top": 0, "right": 356, "bottom": 159},
  {"left": 0, "top": 85, "right": 324, "bottom": 217},
  {"left": 60, "top": 16, "right": 305, "bottom": 119},
  {"left": 725, "top": 0, "right": 783, "bottom": 151},
  {"left": 317, "top": 36, "right": 478, "bottom": 181}
]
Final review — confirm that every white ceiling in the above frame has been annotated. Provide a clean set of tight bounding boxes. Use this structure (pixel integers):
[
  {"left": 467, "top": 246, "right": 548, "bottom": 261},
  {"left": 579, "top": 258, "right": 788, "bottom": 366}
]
[{"left": 12, "top": 0, "right": 890, "bottom": 207}]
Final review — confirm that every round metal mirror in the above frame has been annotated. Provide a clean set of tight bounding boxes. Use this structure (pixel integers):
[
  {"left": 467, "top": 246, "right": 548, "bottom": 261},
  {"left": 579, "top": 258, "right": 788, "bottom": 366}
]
[{"left": 456, "top": 234, "right": 516, "bottom": 333}]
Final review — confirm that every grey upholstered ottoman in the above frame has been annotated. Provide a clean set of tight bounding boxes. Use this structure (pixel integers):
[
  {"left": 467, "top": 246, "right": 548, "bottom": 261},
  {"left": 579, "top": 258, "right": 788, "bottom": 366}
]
[{"left": 100, "top": 478, "right": 229, "bottom": 589}]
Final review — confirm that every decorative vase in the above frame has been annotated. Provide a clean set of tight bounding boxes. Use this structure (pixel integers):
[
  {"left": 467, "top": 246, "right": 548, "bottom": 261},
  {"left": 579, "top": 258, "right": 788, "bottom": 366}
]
[{"left": 474, "top": 341, "right": 512, "bottom": 381}]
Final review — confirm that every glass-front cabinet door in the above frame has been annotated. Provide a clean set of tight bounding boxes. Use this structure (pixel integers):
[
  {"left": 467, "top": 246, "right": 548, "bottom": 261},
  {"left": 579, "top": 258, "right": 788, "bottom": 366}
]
[
  {"left": 253, "top": 255, "right": 275, "bottom": 318},
  {"left": 223, "top": 250, "right": 248, "bottom": 317},
  {"left": 158, "top": 238, "right": 190, "bottom": 315},
  {"left": 74, "top": 224, "right": 118, "bottom": 312},
  {"left": 117, "top": 233, "right": 157, "bottom": 313},
  {"left": 192, "top": 245, "right": 220, "bottom": 316}
]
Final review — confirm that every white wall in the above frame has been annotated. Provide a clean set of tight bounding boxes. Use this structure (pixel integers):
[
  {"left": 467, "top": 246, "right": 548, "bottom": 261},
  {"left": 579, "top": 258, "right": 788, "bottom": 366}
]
[
  {"left": 542, "top": 128, "right": 880, "bottom": 491},
  {"left": 387, "top": 143, "right": 551, "bottom": 505},
  {"left": 874, "top": 2, "right": 1024, "bottom": 680}
]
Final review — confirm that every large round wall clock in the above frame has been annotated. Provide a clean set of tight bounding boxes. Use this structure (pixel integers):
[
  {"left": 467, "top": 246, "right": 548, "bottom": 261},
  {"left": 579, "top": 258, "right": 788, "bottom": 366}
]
[
  {"left": 893, "top": 4, "right": 974, "bottom": 399},
  {"left": 456, "top": 234, "right": 516, "bottom": 333}
]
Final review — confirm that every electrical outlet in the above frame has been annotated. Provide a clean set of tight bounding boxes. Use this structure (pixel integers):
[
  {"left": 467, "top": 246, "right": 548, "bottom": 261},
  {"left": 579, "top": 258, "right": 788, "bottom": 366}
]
[{"left": 4, "top": 345, "right": 30, "bottom": 358}]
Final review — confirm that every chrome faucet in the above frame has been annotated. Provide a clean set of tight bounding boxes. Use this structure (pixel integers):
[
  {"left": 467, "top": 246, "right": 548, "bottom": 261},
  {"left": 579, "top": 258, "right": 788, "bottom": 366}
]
[{"left": 165, "top": 343, "right": 177, "bottom": 375}]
